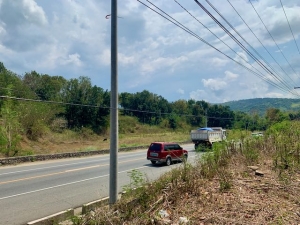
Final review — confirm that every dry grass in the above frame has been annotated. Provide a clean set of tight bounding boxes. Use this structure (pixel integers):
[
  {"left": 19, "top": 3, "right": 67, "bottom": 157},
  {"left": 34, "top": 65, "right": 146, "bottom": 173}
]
[
  {"left": 69, "top": 134, "right": 300, "bottom": 225},
  {"left": 1, "top": 129, "right": 190, "bottom": 157},
  {"left": 2, "top": 121, "right": 300, "bottom": 224}
]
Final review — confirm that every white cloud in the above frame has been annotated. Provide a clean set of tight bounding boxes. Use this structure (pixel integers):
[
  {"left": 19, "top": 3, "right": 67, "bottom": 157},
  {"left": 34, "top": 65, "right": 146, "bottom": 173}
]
[
  {"left": 177, "top": 89, "right": 184, "bottom": 94},
  {"left": 119, "top": 53, "right": 135, "bottom": 65},
  {"left": 224, "top": 71, "right": 239, "bottom": 81},
  {"left": 99, "top": 49, "right": 110, "bottom": 66},
  {"left": 265, "top": 92, "right": 285, "bottom": 98},
  {"left": 190, "top": 89, "right": 207, "bottom": 101},
  {"left": 202, "top": 78, "right": 227, "bottom": 91},
  {"left": 0, "top": 0, "right": 47, "bottom": 28},
  {"left": 211, "top": 57, "right": 229, "bottom": 67},
  {"left": 60, "top": 53, "right": 82, "bottom": 67},
  {"left": 139, "top": 55, "right": 188, "bottom": 75},
  {"left": 0, "top": 0, "right": 300, "bottom": 103}
]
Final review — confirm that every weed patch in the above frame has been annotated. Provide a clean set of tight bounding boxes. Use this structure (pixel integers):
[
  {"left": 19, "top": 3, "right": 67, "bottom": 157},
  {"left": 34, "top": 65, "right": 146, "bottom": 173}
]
[{"left": 70, "top": 125, "right": 300, "bottom": 224}]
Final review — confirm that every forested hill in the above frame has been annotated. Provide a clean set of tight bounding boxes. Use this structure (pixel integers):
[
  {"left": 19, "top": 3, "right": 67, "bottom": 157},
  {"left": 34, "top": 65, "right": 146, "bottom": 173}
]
[{"left": 221, "top": 98, "right": 300, "bottom": 115}]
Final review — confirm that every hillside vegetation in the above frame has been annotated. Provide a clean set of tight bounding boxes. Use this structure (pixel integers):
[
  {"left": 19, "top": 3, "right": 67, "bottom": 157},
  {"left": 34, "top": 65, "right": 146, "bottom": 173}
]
[
  {"left": 0, "top": 115, "right": 191, "bottom": 158},
  {"left": 1, "top": 61, "right": 300, "bottom": 158},
  {"left": 1, "top": 62, "right": 300, "bottom": 224},
  {"left": 221, "top": 98, "right": 300, "bottom": 115}
]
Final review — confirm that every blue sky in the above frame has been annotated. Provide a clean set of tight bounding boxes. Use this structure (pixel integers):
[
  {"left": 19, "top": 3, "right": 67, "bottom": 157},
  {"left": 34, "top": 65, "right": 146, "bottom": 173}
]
[{"left": 0, "top": 0, "right": 300, "bottom": 103}]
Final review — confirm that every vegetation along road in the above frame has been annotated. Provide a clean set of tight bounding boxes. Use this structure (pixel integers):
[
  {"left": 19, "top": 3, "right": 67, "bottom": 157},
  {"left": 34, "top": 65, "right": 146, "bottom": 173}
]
[{"left": 0, "top": 144, "right": 196, "bottom": 225}]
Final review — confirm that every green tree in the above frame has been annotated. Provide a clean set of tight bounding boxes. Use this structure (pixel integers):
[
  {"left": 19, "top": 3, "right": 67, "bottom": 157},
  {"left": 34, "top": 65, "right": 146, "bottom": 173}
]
[
  {"left": 265, "top": 108, "right": 288, "bottom": 126},
  {"left": 207, "top": 105, "right": 234, "bottom": 128},
  {"left": 62, "top": 76, "right": 110, "bottom": 133},
  {"left": 0, "top": 62, "right": 33, "bottom": 99},
  {"left": 0, "top": 88, "right": 22, "bottom": 156},
  {"left": 168, "top": 113, "right": 179, "bottom": 130},
  {"left": 119, "top": 90, "right": 171, "bottom": 125},
  {"left": 18, "top": 101, "right": 60, "bottom": 140},
  {"left": 22, "top": 71, "right": 66, "bottom": 101}
]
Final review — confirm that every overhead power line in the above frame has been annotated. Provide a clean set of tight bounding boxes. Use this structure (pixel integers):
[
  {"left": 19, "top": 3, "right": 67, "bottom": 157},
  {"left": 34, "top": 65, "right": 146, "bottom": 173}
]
[
  {"left": 0, "top": 95, "right": 110, "bottom": 109},
  {"left": 138, "top": 0, "right": 295, "bottom": 96},
  {"left": 0, "top": 95, "right": 234, "bottom": 120},
  {"left": 249, "top": 0, "right": 300, "bottom": 79},
  {"left": 226, "top": 0, "right": 299, "bottom": 94},
  {"left": 197, "top": 0, "right": 298, "bottom": 95},
  {"left": 174, "top": 0, "right": 281, "bottom": 92},
  {"left": 279, "top": 0, "right": 300, "bottom": 54}
]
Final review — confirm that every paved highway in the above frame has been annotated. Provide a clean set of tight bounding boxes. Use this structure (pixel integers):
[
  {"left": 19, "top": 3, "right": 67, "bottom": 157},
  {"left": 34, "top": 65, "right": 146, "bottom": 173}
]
[{"left": 0, "top": 144, "right": 199, "bottom": 225}]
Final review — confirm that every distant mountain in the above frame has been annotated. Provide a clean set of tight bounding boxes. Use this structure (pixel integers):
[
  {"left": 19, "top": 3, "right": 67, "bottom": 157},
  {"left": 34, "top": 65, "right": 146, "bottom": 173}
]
[{"left": 220, "top": 98, "right": 300, "bottom": 115}]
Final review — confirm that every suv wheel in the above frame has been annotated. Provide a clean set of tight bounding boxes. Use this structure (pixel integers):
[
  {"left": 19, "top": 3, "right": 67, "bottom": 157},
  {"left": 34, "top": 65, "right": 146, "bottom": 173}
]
[
  {"left": 151, "top": 160, "right": 156, "bottom": 165},
  {"left": 183, "top": 154, "right": 188, "bottom": 162},
  {"left": 166, "top": 157, "right": 172, "bottom": 166}
]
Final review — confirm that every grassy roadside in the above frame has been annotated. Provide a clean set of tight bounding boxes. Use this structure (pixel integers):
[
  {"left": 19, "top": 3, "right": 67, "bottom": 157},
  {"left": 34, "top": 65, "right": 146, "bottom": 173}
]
[
  {"left": 1, "top": 114, "right": 192, "bottom": 158},
  {"left": 66, "top": 122, "right": 300, "bottom": 225},
  {"left": 0, "top": 129, "right": 190, "bottom": 158},
  {"left": 2, "top": 117, "right": 300, "bottom": 224}
]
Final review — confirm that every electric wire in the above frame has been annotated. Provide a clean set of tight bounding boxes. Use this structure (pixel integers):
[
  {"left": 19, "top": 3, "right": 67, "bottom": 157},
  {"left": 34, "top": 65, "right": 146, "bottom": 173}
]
[
  {"left": 198, "top": 0, "right": 298, "bottom": 95},
  {"left": 227, "top": 0, "right": 299, "bottom": 95},
  {"left": 138, "top": 0, "right": 292, "bottom": 95},
  {"left": 174, "top": 0, "right": 275, "bottom": 92},
  {"left": 0, "top": 95, "right": 234, "bottom": 120},
  {"left": 0, "top": 95, "right": 110, "bottom": 109},
  {"left": 0, "top": 84, "right": 234, "bottom": 120},
  {"left": 279, "top": 0, "right": 300, "bottom": 54},
  {"left": 176, "top": 0, "right": 297, "bottom": 97},
  {"left": 249, "top": 0, "right": 300, "bottom": 79}
]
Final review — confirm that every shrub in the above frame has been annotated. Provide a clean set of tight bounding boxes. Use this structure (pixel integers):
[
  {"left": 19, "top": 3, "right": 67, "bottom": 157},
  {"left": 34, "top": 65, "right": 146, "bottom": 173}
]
[{"left": 50, "top": 117, "right": 68, "bottom": 133}]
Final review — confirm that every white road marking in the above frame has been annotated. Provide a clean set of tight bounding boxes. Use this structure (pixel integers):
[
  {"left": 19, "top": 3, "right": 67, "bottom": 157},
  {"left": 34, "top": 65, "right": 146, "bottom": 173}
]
[{"left": 0, "top": 166, "right": 148, "bottom": 200}]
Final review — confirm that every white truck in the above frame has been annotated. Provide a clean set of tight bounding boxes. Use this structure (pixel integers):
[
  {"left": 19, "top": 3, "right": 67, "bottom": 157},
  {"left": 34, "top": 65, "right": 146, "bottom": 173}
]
[{"left": 190, "top": 127, "right": 226, "bottom": 149}]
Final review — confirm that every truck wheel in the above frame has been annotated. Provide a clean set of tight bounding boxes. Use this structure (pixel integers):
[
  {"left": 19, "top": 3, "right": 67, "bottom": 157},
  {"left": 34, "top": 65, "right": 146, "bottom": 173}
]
[
  {"left": 166, "top": 157, "right": 172, "bottom": 166},
  {"left": 151, "top": 160, "right": 156, "bottom": 165},
  {"left": 197, "top": 143, "right": 205, "bottom": 151}
]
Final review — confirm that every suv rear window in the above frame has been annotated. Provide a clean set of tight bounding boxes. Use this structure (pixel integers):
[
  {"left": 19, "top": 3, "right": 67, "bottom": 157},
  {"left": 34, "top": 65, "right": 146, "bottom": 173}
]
[
  {"left": 164, "top": 145, "right": 175, "bottom": 150},
  {"left": 149, "top": 143, "right": 162, "bottom": 151},
  {"left": 164, "top": 144, "right": 182, "bottom": 150}
]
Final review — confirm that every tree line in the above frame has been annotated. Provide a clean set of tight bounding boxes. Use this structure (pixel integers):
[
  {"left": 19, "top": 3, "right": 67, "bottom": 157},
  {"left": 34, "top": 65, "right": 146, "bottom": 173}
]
[{"left": 1, "top": 62, "right": 300, "bottom": 156}]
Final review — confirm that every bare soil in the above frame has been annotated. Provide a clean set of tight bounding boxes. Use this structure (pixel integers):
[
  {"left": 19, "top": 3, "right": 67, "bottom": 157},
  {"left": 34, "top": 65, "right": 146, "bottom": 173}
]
[
  {"left": 173, "top": 157, "right": 300, "bottom": 225},
  {"left": 69, "top": 149, "right": 300, "bottom": 225}
]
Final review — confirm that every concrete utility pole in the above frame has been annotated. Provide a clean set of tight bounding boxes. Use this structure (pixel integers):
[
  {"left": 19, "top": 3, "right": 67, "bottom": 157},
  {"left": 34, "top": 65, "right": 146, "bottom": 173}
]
[{"left": 109, "top": 0, "right": 118, "bottom": 205}]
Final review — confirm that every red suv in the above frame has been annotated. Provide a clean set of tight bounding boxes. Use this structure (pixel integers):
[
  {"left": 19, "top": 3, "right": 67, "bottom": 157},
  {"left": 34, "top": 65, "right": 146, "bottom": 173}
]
[{"left": 147, "top": 142, "right": 188, "bottom": 166}]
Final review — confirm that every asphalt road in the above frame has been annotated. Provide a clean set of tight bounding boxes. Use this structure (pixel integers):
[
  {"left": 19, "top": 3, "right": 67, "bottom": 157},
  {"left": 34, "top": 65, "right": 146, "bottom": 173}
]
[{"left": 0, "top": 144, "right": 198, "bottom": 225}]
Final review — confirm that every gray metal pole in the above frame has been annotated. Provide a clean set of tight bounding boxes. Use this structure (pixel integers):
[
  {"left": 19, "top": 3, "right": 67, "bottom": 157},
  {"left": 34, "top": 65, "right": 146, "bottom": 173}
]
[{"left": 109, "top": 0, "right": 118, "bottom": 205}]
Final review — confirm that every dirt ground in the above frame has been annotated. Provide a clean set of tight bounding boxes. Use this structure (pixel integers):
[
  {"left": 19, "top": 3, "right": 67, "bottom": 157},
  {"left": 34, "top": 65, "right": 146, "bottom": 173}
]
[
  {"left": 180, "top": 159, "right": 300, "bottom": 224},
  {"left": 3, "top": 133, "right": 300, "bottom": 224},
  {"left": 72, "top": 150, "right": 300, "bottom": 225}
]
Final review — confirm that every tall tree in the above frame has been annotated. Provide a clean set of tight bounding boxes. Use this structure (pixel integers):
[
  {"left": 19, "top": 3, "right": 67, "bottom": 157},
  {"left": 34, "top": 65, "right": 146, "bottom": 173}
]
[
  {"left": 119, "top": 90, "right": 171, "bottom": 125},
  {"left": 0, "top": 62, "right": 32, "bottom": 98},
  {"left": 207, "top": 105, "right": 234, "bottom": 128},
  {"left": 265, "top": 108, "right": 288, "bottom": 125},
  {"left": 0, "top": 87, "right": 22, "bottom": 156},
  {"left": 23, "top": 71, "right": 66, "bottom": 101},
  {"left": 62, "top": 76, "right": 110, "bottom": 133}
]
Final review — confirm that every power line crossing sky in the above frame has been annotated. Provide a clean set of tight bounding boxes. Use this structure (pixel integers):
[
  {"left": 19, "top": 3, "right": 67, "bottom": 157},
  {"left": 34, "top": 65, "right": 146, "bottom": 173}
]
[{"left": 0, "top": 0, "right": 300, "bottom": 103}]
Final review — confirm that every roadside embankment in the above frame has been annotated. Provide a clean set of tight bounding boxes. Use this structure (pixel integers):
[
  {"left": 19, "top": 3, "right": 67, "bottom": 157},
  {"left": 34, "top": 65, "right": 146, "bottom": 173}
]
[
  {"left": 0, "top": 146, "right": 147, "bottom": 166},
  {"left": 0, "top": 141, "right": 192, "bottom": 166}
]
